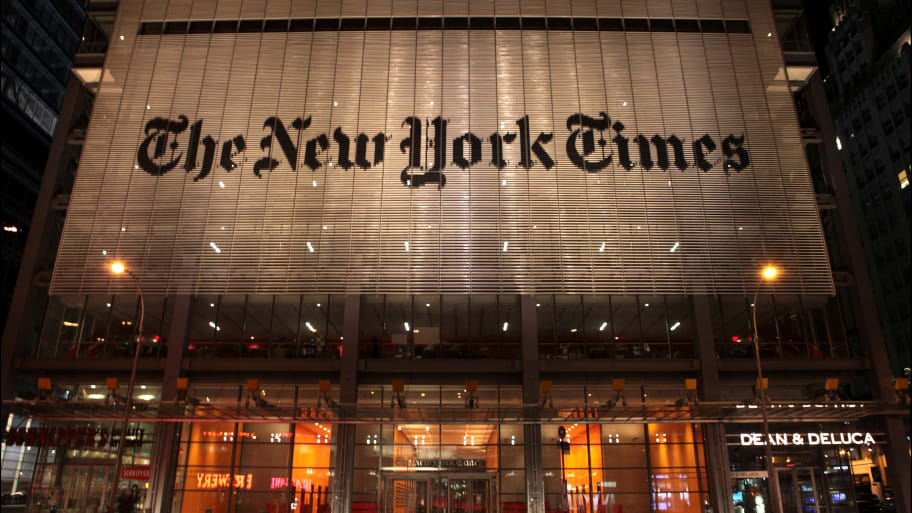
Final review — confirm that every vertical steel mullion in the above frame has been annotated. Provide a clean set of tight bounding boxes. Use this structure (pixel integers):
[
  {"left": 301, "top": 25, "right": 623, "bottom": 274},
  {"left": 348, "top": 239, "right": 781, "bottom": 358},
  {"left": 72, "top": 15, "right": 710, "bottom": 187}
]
[
  {"left": 644, "top": 423, "right": 655, "bottom": 513},
  {"left": 692, "top": 424, "right": 706, "bottom": 510},
  {"left": 74, "top": 296, "right": 89, "bottom": 357},
  {"left": 227, "top": 385, "right": 242, "bottom": 513}
]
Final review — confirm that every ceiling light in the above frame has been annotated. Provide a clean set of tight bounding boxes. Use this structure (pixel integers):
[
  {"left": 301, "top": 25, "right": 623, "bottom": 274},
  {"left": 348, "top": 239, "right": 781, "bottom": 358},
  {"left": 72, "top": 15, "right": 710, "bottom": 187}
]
[
  {"left": 503, "top": 241, "right": 508, "bottom": 252},
  {"left": 138, "top": 394, "right": 155, "bottom": 401},
  {"left": 307, "top": 241, "right": 315, "bottom": 253},
  {"left": 404, "top": 321, "right": 410, "bottom": 331},
  {"left": 210, "top": 242, "right": 221, "bottom": 253},
  {"left": 502, "top": 321, "right": 509, "bottom": 332},
  {"left": 305, "top": 321, "right": 317, "bottom": 333},
  {"left": 219, "top": 181, "right": 225, "bottom": 188},
  {"left": 670, "top": 242, "right": 679, "bottom": 252},
  {"left": 599, "top": 242, "right": 606, "bottom": 252},
  {"left": 599, "top": 322, "right": 608, "bottom": 331},
  {"left": 404, "top": 241, "right": 410, "bottom": 252},
  {"left": 669, "top": 321, "right": 681, "bottom": 331}
]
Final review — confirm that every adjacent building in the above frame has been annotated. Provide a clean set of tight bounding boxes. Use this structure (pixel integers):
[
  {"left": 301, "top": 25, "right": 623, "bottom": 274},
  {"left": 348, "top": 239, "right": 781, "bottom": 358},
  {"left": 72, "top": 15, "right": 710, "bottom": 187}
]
[
  {"left": 824, "top": 0, "right": 911, "bottom": 377},
  {"left": 2, "top": 1, "right": 909, "bottom": 513}
]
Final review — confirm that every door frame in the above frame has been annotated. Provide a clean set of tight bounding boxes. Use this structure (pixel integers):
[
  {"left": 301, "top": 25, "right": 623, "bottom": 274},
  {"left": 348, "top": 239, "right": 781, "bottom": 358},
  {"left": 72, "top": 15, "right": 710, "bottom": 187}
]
[
  {"left": 774, "top": 466, "right": 834, "bottom": 513},
  {"left": 381, "top": 472, "right": 496, "bottom": 513},
  {"left": 61, "top": 465, "right": 113, "bottom": 513}
]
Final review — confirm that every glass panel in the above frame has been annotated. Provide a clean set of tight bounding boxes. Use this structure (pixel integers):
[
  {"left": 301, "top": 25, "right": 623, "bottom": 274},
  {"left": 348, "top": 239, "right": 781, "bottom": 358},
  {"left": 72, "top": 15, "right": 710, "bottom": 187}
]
[
  {"left": 189, "top": 295, "right": 219, "bottom": 357},
  {"left": 779, "top": 469, "right": 798, "bottom": 513},
  {"left": 665, "top": 295, "right": 694, "bottom": 358},
  {"left": 612, "top": 295, "right": 641, "bottom": 357},
  {"left": 585, "top": 295, "right": 614, "bottom": 358},
  {"left": 796, "top": 469, "right": 820, "bottom": 513},
  {"left": 85, "top": 467, "right": 110, "bottom": 513},
  {"left": 61, "top": 467, "right": 89, "bottom": 513},
  {"left": 78, "top": 296, "right": 112, "bottom": 358},
  {"left": 215, "top": 294, "right": 245, "bottom": 357},
  {"left": 450, "top": 479, "right": 467, "bottom": 513},
  {"left": 243, "top": 295, "right": 273, "bottom": 357},
  {"left": 272, "top": 294, "right": 301, "bottom": 357},
  {"left": 360, "top": 294, "right": 387, "bottom": 357}
]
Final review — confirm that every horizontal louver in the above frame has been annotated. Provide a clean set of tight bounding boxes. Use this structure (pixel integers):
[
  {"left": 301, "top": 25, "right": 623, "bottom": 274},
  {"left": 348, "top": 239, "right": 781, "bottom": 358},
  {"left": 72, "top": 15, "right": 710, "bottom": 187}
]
[{"left": 50, "top": 0, "right": 833, "bottom": 296}]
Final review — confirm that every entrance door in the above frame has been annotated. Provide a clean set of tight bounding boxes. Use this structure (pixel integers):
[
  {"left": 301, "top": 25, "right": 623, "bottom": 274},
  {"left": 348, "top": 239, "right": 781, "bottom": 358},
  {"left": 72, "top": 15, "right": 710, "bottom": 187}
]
[
  {"left": 384, "top": 474, "right": 494, "bottom": 513},
  {"left": 776, "top": 467, "right": 831, "bottom": 513},
  {"left": 61, "top": 466, "right": 113, "bottom": 513}
]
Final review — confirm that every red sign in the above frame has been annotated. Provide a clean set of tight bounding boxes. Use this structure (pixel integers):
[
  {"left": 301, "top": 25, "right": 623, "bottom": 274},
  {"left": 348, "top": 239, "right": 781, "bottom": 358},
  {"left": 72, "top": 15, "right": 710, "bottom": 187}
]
[{"left": 122, "top": 465, "right": 151, "bottom": 481}]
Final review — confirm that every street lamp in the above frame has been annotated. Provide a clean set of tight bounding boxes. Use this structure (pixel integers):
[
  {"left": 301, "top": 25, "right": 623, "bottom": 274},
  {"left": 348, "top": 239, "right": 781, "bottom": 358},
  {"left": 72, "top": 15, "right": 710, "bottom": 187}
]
[
  {"left": 751, "top": 265, "right": 782, "bottom": 513},
  {"left": 107, "top": 261, "right": 144, "bottom": 513}
]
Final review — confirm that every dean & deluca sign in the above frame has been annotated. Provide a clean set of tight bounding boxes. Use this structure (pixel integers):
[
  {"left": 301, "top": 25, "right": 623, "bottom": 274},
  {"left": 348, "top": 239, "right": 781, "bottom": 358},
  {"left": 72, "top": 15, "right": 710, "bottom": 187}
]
[{"left": 739, "top": 432, "right": 876, "bottom": 447}]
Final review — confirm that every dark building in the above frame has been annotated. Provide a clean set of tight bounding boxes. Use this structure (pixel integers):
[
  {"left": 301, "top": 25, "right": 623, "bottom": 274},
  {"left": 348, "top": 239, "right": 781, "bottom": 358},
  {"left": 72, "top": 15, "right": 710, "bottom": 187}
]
[
  {"left": 823, "top": 0, "right": 911, "bottom": 377},
  {"left": 2, "top": 1, "right": 910, "bottom": 513},
  {"left": 0, "top": 0, "right": 86, "bottom": 337}
]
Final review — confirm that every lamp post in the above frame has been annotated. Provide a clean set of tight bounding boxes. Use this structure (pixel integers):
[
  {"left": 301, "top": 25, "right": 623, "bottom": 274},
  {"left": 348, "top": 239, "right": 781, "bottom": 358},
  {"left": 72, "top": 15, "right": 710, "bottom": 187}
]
[
  {"left": 107, "top": 261, "right": 144, "bottom": 513},
  {"left": 751, "top": 265, "right": 781, "bottom": 513}
]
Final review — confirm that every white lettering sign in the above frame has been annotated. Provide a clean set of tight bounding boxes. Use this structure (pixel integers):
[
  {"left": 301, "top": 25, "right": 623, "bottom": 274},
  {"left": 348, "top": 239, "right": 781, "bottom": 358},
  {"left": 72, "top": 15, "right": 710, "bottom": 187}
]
[{"left": 738, "top": 432, "right": 876, "bottom": 446}]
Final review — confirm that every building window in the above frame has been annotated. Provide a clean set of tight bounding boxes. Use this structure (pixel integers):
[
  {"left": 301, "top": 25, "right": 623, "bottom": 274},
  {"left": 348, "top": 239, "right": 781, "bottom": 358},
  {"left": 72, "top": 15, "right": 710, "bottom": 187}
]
[{"left": 898, "top": 169, "right": 909, "bottom": 190}]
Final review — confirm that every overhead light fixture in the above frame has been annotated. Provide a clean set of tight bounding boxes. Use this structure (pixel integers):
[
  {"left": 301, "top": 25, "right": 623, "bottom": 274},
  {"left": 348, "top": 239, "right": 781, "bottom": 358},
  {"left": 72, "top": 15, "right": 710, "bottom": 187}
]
[
  {"left": 312, "top": 180, "right": 318, "bottom": 187},
  {"left": 502, "top": 322, "right": 509, "bottom": 332},
  {"left": 599, "top": 242, "right": 606, "bottom": 252},
  {"left": 219, "top": 181, "right": 225, "bottom": 188},
  {"left": 404, "top": 241, "right": 410, "bottom": 252},
  {"left": 599, "top": 322, "right": 608, "bottom": 331},
  {"left": 404, "top": 321, "right": 410, "bottom": 331},
  {"left": 210, "top": 242, "right": 221, "bottom": 253},
  {"left": 503, "top": 241, "right": 508, "bottom": 252},
  {"left": 669, "top": 321, "right": 681, "bottom": 331},
  {"left": 208, "top": 321, "right": 221, "bottom": 331},
  {"left": 670, "top": 242, "right": 679, "bottom": 252},
  {"left": 305, "top": 321, "right": 317, "bottom": 333},
  {"left": 307, "top": 241, "right": 315, "bottom": 253}
]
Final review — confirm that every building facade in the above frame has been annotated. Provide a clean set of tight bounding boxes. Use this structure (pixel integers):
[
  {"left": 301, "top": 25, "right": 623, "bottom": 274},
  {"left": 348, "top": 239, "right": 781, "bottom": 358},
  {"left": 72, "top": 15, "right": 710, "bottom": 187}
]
[
  {"left": 0, "top": 0, "right": 86, "bottom": 341},
  {"left": 823, "top": 0, "right": 911, "bottom": 377},
  {"left": 2, "top": 1, "right": 910, "bottom": 513}
]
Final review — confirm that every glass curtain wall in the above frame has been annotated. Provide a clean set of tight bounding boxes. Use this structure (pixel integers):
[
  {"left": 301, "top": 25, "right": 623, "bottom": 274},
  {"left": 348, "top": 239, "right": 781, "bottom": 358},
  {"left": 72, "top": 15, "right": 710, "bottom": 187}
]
[
  {"left": 172, "top": 421, "right": 335, "bottom": 513},
  {"left": 542, "top": 423, "right": 709, "bottom": 513}
]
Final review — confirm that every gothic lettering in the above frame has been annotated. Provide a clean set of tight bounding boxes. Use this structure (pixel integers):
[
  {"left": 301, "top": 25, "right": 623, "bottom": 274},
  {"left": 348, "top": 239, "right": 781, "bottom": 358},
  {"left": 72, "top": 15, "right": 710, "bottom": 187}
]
[
  {"left": 255, "top": 116, "right": 308, "bottom": 176},
  {"left": 566, "top": 112, "right": 611, "bottom": 172},
  {"left": 134, "top": 112, "right": 749, "bottom": 187},
  {"left": 517, "top": 115, "right": 555, "bottom": 169},
  {"left": 693, "top": 134, "right": 716, "bottom": 172},
  {"left": 137, "top": 116, "right": 190, "bottom": 175},
  {"left": 722, "top": 133, "right": 750, "bottom": 172},
  {"left": 612, "top": 121, "right": 635, "bottom": 170}
]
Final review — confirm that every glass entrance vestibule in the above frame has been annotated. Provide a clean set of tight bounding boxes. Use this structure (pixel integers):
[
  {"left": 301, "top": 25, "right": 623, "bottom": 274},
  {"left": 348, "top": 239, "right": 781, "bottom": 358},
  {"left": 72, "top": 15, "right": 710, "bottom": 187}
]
[{"left": 383, "top": 473, "right": 495, "bottom": 513}]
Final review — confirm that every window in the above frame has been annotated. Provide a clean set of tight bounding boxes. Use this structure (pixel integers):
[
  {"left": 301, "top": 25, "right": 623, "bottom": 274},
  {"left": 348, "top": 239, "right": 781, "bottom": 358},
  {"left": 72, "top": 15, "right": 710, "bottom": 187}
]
[{"left": 899, "top": 169, "right": 910, "bottom": 190}]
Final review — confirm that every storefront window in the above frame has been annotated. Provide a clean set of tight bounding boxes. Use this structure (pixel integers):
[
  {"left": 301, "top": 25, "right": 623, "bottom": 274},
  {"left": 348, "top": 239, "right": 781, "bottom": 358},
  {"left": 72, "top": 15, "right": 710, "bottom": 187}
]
[
  {"left": 726, "top": 423, "right": 881, "bottom": 513},
  {"left": 173, "top": 421, "right": 334, "bottom": 513},
  {"left": 542, "top": 423, "right": 708, "bottom": 513}
]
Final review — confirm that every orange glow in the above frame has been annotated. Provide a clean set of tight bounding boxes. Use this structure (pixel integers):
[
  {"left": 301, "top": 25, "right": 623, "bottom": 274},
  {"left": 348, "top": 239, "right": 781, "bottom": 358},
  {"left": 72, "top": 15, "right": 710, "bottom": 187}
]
[
  {"left": 648, "top": 424, "right": 703, "bottom": 513},
  {"left": 561, "top": 424, "right": 604, "bottom": 509},
  {"left": 110, "top": 262, "right": 125, "bottom": 274}
]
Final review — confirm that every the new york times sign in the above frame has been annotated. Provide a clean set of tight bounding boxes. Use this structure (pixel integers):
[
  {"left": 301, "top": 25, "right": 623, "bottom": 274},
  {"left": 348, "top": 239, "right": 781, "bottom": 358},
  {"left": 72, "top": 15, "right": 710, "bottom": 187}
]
[{"left": 137, "top": 112, "right": 749, "bottom": 186}]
